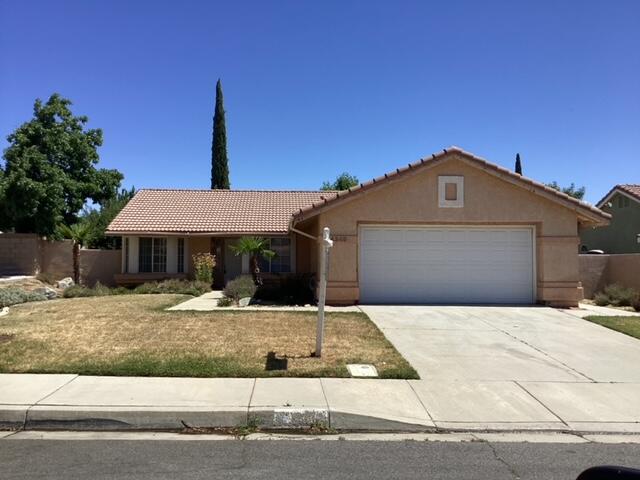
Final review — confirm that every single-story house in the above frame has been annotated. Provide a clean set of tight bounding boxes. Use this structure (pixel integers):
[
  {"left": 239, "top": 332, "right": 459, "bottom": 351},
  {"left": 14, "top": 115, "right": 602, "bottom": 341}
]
[
  {"left": 107, "top": 146, "right": 610, "bottom": 307},
  {"left": 580, "top": 184, "right": 640, "bottom": 254}
]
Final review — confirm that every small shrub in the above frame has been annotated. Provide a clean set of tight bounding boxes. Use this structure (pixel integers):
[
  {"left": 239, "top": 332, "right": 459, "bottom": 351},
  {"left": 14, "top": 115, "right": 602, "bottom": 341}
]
[
  {"left": 36, "top": 272, "right": 57, "bottom": 285},
  {"left": 632, "top": 294, "right": 640, "bottom": 312},
  {"left": 217, "top": 296, "right": 235, "bottom": 307},
  {"left": 63, "top": 285, "right": 99, "bottom": 298},
  {"left": 223, "top": 275, "right": 257, "bottom": 301},
  {"left": 603, "top": 284, "right": 637, "bottom": 307},
  {"left": 593, "top": 292, "right": 610, "bottom": 307},
  {"left": 133, "top": 280, "right": 210, "bottom": 296},
  {"left": 0, "top": 287, "right": 47, "bottom": 307},
  {"left": 193, "top": 253, "right": 215, "bottom": 284}
]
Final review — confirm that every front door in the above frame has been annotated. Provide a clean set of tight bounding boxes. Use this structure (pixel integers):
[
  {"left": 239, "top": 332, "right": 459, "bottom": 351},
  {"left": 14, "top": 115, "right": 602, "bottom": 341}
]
[{"left": 210, "top": 238, "right": 225, "bottom": 289}]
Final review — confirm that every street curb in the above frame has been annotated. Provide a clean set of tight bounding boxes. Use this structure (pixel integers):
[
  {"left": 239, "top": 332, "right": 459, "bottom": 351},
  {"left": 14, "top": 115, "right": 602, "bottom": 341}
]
[
  {"left": 3, "top": 406, "right": 640, "bottom": 434},
  {"left": 2, "top": 406, "right": 437, "bottom": 432}
]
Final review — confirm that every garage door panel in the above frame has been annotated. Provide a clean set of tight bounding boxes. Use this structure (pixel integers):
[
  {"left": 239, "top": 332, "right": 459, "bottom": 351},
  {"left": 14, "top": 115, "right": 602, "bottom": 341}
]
[{"left": 359, "top": 226, "right": 534, "bottom": 304}]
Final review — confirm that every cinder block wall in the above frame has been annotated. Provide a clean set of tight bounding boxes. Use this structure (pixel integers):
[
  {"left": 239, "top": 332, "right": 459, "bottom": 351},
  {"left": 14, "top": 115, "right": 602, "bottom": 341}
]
[
  {"left": 579, "top": 254, "right": 640, "bottom": 298},
  {"left": 1, "top": 233, "right": 121, "bottom": 286},
  {"left": 0, "top": 233, "right": 41, "bottom": 275}
]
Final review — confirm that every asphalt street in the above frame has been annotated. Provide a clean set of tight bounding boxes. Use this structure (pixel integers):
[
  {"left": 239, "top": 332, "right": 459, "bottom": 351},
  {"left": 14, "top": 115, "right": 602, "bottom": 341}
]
[{"left": 2, "top": 437, "right": 640, "bottom": 480}]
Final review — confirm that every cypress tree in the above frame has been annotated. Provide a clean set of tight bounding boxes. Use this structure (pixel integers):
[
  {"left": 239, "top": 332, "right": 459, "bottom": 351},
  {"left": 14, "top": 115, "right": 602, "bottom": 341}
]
[
  {"left": 211, "top": 79, "right": 230, "bottom": 189},
  {"left": 515, "top": 153, "right": 522, "bottom": 175}
]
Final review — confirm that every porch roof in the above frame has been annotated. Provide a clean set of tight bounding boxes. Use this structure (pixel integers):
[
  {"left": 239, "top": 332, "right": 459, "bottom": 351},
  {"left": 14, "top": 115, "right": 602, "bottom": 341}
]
[{"left": 106, "top": 189, "right": 336, "bottom": 235}]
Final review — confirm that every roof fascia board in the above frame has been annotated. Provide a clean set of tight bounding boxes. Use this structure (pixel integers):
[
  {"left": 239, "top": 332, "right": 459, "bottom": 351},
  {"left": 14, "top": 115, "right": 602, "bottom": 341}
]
[{"left": 597, "top": 188, "right": 640, "bottom": 209}]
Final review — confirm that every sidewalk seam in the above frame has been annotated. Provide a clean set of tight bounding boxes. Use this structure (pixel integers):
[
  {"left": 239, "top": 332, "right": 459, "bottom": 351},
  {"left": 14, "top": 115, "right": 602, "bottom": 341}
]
[
  {"left": 406, "top": 380, "right": 435, "bottom": 423},
  {"left": 33, "top": 375, "right": 80, "bottom": 405},
  {"left": 514, "top": 381, "right": 569, "bottom": 428},
  {"left": 318, "top": 379, "right": 332, "bottom": 427},
  {"left": 246, "top": 378, "right": 257, "bottom": 423}
]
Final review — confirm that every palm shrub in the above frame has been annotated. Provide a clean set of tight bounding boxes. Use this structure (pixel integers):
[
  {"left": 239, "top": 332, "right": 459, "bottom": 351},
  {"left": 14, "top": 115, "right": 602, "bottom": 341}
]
[
  {"left": 192, "top": 253, "right": 215, "bottom": 284},
  {"left": 229, "top": 237, "right": 275, "bottom": 286},
  {"left": 57, "top": 222, "right": 92, "bottom": 285}
]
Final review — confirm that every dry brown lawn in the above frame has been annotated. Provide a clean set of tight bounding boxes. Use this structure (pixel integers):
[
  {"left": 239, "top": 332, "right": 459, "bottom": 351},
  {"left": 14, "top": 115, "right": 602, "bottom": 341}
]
[{"left": 0, "top": 294, "right": 417, "bottom": 378}]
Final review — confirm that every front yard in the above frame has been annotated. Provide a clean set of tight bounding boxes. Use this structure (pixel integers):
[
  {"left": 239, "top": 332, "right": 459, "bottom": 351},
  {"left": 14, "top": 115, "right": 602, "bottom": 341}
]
[
  {"left": 0, "top": 294, "right": 417, "bottom": 379},
  {"left": 585, "top": 315, "right": 640, "bottom": 340}
]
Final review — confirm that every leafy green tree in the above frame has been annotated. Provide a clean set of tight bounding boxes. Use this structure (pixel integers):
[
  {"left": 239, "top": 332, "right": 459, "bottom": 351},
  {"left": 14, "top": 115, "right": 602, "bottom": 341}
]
[
  {"left": 0, "top": 94, "right": 123, "bottom": 236},
  {"left": 321, "top": 172, "right": 359, "bottom": 191},
  {"left": 229, "top": 237, "right": 275, "bottom": 286},
  {"left": 515, "top": 153, "right": 522, "bottom": 175},
  {"left": 211, "top": 79, "right": 230, "bottom": 189},
  {"left": 81, "top": 187, "right": 136, "bottom": 249},
  {"left": 57, "top": 222, "right": 92, "bottom": 284},
  {"left": 546, "top": 181, "right": 586, "bottom": 200}
]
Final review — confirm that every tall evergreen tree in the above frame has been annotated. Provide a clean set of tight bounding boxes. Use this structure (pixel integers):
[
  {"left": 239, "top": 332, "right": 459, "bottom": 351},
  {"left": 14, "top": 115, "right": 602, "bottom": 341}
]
[
  {"left": 515, "top": 153, "right": 522, "bottom": 175},
  {"left": 211, "top": 79, "right": 230, "bottom": 189}
]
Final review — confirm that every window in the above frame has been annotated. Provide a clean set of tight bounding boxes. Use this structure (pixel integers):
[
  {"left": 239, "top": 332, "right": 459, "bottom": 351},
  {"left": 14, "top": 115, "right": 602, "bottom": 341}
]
[
  {"left": 177, "top": 238, "right": 185, "bottom": 273},
  {"left": 617, "top": 195, "right": 630, "bottom": 208},
  {"left": 124, "top": 238, "right": 129, "bottom": 273},
  {"left": 257, "top": 237, "right": 292, "bottom": 273},
  {"left": 438, "top": 176, "right": 464, "bottom": 208},
  {"left": 138, "top": 237, "right": 167, "bottom": 273}
]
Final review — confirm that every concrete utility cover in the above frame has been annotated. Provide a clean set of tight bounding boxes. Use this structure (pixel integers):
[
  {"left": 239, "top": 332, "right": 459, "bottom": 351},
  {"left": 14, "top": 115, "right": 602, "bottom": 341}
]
[{"left": 347, "top": 364, "right": 378, "bottom": 378}]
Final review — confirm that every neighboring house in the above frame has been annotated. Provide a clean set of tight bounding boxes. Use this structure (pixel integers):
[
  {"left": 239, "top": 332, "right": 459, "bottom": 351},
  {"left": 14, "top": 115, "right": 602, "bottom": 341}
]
[
  {"left": 580, "top": 184, "right": 640, "bottom": 254},
  {"left": 107, "top": 146, "right": 609, "bottom": 307}
]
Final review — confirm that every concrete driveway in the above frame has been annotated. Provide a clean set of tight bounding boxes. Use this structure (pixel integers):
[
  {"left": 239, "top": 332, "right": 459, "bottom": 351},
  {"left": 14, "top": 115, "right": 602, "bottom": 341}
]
[{"left": 361, "top": 305, "right": 640, "bottom": 431}]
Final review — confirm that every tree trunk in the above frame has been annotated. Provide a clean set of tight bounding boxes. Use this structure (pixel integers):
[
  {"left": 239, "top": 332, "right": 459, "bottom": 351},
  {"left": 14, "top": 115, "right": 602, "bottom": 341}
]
[
  {"left": 72, "top": 242, "right": 80, "bottom": 285},
  {"left": 250, "top": 254, "right": 263, "bottom": 286}
]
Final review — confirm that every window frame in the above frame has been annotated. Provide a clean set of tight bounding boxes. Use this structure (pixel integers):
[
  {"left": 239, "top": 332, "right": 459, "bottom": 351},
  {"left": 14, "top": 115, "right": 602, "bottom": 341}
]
[
  {"left": 257, "top": 237, "right": 293, "bottom": 274},
  {"left": 438, "top": 176, "right": 464, "bottom": 208},
  {"left": 177, "top": 238, "right": 185, "bottom": 273},
  {"left": 138, "top": 237, "right": 167, "bottom": 273}
]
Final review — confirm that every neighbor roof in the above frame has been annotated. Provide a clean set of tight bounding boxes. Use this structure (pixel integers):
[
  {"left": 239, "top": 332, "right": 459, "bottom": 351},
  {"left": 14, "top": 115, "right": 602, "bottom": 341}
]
[
  {"left": 107, "top": 189, "right": 336, "bottom": 234},
  {"left": 597, "top": 184, "right": 640, "bottom": 208},
  {"left": 291, "top": 146, "right": 610, "bottom": 226}
]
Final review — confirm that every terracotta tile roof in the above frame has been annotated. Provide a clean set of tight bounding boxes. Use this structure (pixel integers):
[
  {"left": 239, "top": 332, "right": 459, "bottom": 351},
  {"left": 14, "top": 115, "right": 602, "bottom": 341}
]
[
  {"left": 291, "top": 146, "right": 610, "bottom": 225},
  {"left": 620, "top": 184, "right": 640, "bottom": 200},
  {"left": 107, "top": 189, "right": 337, "bottom": 234}
]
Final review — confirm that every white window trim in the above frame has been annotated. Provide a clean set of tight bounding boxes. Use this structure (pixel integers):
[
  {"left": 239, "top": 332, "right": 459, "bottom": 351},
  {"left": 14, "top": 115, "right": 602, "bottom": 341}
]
[
  {"left": 139, "top": 237, "right": 168, "bottom": 273},
  {"left": 438, "top": 175, "right": 464, "bottom": 208}
]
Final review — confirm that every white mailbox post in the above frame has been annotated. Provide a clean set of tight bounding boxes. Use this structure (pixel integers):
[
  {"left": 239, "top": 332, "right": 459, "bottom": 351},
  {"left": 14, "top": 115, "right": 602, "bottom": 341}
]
[{"left": 315, "top": 227, "right": 333, "bottom": 357}]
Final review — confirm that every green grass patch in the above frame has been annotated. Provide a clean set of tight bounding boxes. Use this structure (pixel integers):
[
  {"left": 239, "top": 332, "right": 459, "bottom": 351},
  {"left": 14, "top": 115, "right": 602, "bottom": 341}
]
[{"left": 584, "top": 315, "right": 640, "bottom": 340}]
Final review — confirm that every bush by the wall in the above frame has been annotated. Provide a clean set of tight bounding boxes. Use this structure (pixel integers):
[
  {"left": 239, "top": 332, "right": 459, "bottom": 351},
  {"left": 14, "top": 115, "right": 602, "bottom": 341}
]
[
  {"left": 223, "top": 275, "right": 257, "bottom": 301},
  {"left": 253, "top": 274, "right": 315, "bottom": 305},
  {"left": 63, "top": 280, "right": 209, "bottom": 298},
  {"left": 594, "top": 284, "right": 640, "bottom": 310},
  {"left": 0, "top": 287, "right": 47, "bottom": 307},
  {"left": 134, "top": 279, "right": 210, "bottom": 296}
]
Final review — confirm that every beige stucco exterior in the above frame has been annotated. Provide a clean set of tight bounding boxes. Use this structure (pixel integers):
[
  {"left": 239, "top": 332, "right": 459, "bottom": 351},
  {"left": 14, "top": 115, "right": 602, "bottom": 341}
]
[{"left": 294, "top": 154, "right": 601, "bottom": 307}]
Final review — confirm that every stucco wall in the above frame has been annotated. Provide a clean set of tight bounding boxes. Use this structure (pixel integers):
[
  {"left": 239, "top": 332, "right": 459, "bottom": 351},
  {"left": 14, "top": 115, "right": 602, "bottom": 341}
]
[
  {"left": 579, "top": 254, "right": 640, "bottom": 298},
  {"left": 580, "top": 193, "right": 640, "bottom": 253},
  {"left": 0, "top": 233, "right": 41, "bottom": 275},
  {"left": 0, "top": 233, "right": 120, "bottom": 286},
  {"left": 312, "top": 155, "right": 586, "bottom": 306},
  {"left": 80, "top": 249, "right": 122, "bottom": 286}
]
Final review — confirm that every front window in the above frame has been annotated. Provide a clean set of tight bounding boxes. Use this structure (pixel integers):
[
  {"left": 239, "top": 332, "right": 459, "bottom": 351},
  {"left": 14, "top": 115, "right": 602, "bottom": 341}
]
[
  {"left": 258, "top": 237, "right": 292, "bottom": 273},
  {"left": 139, "top": 237, "right": 167, "bottom": 273},
  {"left": 177, "top": 238, "right": 185, "bottom": 273}
]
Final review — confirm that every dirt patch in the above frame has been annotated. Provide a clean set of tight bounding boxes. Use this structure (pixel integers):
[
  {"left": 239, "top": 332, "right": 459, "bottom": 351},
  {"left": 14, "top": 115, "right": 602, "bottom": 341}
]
[{"left": 0, "top": 334, "right": 14, "bottom": 344}]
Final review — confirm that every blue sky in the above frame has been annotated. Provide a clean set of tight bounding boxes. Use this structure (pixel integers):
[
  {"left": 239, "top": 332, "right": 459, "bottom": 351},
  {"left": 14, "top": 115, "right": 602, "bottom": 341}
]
[{"left": 1, "top": 1, "right": 638, "bottom": 203}]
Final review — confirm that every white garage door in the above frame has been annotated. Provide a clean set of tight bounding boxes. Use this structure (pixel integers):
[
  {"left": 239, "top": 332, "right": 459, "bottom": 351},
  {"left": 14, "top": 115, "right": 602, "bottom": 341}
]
[{"left": 359, "top": 226, "right": 534, "bottom": 304}]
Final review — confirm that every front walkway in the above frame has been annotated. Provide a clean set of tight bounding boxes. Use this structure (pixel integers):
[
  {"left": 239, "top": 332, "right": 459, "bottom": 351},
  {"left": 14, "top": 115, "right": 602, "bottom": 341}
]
[{"left": 167, "top": 291, "right": 360, "bottom": 312}]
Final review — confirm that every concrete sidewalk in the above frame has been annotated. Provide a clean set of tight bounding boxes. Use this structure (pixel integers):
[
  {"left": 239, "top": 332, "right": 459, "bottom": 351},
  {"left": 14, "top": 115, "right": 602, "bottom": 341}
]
[{"left": 2, "top": 373, "right": 640, "bottom": 433}]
